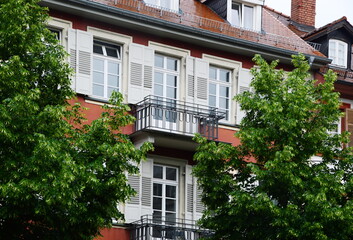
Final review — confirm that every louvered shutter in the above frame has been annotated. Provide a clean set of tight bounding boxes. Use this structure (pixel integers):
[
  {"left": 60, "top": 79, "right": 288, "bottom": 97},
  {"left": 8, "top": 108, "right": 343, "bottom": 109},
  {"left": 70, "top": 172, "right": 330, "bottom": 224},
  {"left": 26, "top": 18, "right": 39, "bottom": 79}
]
[
  {"left": 68, "top": 29, "right": 77, "bottom": 91},
  {"left": 195, "top": 58, "right": 209, "bottom": 106},
  {"left": 125, "top": 163, "right": 142, "bottom": 223},
  {"left": 128, "top": 43, "right": 154, "bottom": 104},
  {"left": 125, "top": 158, "right": 153, "bottom": 223},
  {"left": 75, "top": 30, "right": 93, "bottom": 95},
  {"left": 141, "top": 158, "right": 153, "bottom": 216},
  {"left": 185, "top": 164, "right": 204, "bottom": 222},
  {"left": 186, "top": 56, "right": 195, "bottom": 103},
  {"left": 236, "top": 68, "right": 252, "bottom": 125},
  {"left": 346, "top": 109, "right": 353, "bottom": 147},
  {"left": 351, "top": 44, "right": 353, "bottom": 70}
]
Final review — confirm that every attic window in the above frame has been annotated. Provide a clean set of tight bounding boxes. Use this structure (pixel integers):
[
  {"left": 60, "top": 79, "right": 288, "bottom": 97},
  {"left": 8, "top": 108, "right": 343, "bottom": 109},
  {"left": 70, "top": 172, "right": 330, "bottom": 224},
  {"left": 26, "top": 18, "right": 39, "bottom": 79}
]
[
  {"left": 329, "top": 39, "right": 348, "bottom": 68},
  {"left": 144, "top": 0, "right": 179, "bottom": 12},
  {"left": 231, "top": 2, "right": 254, "bottom": 29}
]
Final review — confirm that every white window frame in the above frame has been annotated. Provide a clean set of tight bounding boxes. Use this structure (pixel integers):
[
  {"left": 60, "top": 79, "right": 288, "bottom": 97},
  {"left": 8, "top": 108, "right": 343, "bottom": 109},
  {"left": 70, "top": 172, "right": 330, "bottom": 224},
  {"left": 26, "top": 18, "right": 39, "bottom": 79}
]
[
  {"left": 47, "top": 17, "right": 72, "bottom": 51},
  {"left": 87, "top": 27, "right": 132, "bottom": 103},
  {"left": 92, "top": 40, "right": 122, "bottom": 99},
  {"left": 144, "top": 0, "right": 179, "bottom": 12},
  {"left": 329, "top": 39, "right": 348, "bottom": 68},
  {"left": 152, "top": 164, "right": 179, "bottom": 225},
  {"left": 231, "top": 2, "right": 254, "bottom": 29},
  {"left": 209, "top": 66, "right": 232, "bottom": 121},
  {"left": 203, "top": 54, "right": 240, "bottom": 125}
]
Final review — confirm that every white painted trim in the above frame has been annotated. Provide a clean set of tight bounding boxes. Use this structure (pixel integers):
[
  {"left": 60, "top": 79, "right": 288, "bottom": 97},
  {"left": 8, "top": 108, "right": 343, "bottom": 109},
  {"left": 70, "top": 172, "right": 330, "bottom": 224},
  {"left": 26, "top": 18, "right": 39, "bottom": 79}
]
[{"left": 47, "top": 17, "right": 72, "bottom": 51}]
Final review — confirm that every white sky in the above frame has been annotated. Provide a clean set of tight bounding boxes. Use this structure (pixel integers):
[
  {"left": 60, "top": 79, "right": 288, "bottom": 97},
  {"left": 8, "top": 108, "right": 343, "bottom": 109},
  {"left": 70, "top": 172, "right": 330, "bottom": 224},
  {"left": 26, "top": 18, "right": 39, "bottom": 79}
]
[{"left": 265, "top": 0, "right": 353, "bottom": 28}]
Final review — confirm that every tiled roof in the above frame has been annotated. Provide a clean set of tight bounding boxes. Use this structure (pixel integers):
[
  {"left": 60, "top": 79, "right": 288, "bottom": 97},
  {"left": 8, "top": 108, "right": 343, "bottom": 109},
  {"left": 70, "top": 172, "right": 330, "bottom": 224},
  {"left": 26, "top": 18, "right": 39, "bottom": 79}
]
[
  {"left": 303, "top": 16, "right": 352, "bottom": 39},
  {"left": 90, "top": 0, "right": 324, "bottom": 57}
]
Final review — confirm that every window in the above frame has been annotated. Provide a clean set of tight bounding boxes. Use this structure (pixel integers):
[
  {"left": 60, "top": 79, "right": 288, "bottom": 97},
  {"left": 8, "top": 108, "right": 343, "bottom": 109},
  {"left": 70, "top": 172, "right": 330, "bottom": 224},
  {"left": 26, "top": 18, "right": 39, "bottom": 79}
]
[
  {"left": 231, "top": 2, "right": 254, "bottom": 29},
  {"left": 92, "top": 40, "right": 121, "bottom": 99},
  {"left": 209, "top": 66, "right": 231, "bottom": 121},
  {"left": 329, "top": 39, "right": 348, "bottom": 68},
  {"left": 153, "top": 165, "right": 178, "bottom": 237},
  {"left": 144, "top": 0, "right": 179, "bottom": 12},
  {"left": 153, "top": 54, "right": 179, "bottom": 123},
  {"left": 49, "top": 28, "right": 61, "bottom": 41}
]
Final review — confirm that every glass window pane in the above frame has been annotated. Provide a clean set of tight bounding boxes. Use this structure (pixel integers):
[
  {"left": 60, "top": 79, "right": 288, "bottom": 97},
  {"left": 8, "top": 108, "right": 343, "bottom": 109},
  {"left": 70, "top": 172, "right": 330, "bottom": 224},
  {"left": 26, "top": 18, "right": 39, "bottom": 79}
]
[
  {"left": 220, "top": 97, "right": 229, "bottom": 109},
  {"left": 167, "top": 58, "right": 177, "bottom": 71},
  {"left": 166, "top": 199, "right": 176, "bottom": 211},
  {"left": 166, "top": 185, "right": 176, "bottom": 198},
  {"left": 231, "top": 3, "right": 241, "bottom": 26},
  {"left": 167, "top": 75, "right": 177, "bottom": 87},
  {"left": 166, "top": 87, "right": 176, "bottom": 99},
  {"left": 93, "top": 58, "right": 104, "bottom": 71},
  {"left": 154, "top": 85, "right": 163, "bottom": 97},
  {"left": 220, "top": 69, "right": 230, "bottom": 82},
  {"left": 153, "top": 166, "right": 163, "bottom": 179},
  {"left": 166, "top": 168, "right": 177, "bottom": 180},
  {"left": 220, "top": 86, "right": 229, "bottom": 97},
  {"left": 108, "top": 75, "right": 119, "bottom": 87},
  {"left": 155, "top": 55, "right": 164, "bottom": 68},
  {"left": 108, "top": 87, "right": 117, "bottom": 98},
  {"left": 93, "top": 44, "right": 103, "bottom": 55},
  {"left": 153, "top": 211, "right": 162, "bottom": 223},
  {"left": 153, "top": 197, "right": 162, "bottom": 210},
  {"left": 155, "top": 72, "right": 163, "bottom": 84},
  {"left": 244, "top": 5, "right": 254, "bottom": 29},
  {"left": 209, "top": 83, "right": 216, "bottom": 95},
  {"left": 153, "top": 183, "right": 163, "bottom": 196},
  {"left": 93, "top": 84, "right": 104, "bottom": 97},
  {"left": 209, "top": 96, "right": 216, "bottom": 107},
  {"left": 165, "top": 212, "right": 176, "bottom": 224},
  {"left": 93, "top": 72, "right": 104, "bottom": 84},
  {"left": 209, "top": 67, "right": 216, "bottom": 79},
  {"left": 106, "top": 47, "right": 118, "bottom": 58},
  {"left": 108, "top": 62, "right": 118, "bottom": 75}
]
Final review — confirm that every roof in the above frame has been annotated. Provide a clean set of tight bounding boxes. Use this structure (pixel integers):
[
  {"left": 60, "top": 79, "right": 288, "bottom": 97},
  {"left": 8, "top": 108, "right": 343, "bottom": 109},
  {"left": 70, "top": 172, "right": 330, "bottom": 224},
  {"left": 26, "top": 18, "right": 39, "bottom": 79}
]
[
  {"left": 303, "top": 16, "right": 353, "bottom": 41},
  {"left": 88, "top": 0, "right": 323, "bottom": 57}
]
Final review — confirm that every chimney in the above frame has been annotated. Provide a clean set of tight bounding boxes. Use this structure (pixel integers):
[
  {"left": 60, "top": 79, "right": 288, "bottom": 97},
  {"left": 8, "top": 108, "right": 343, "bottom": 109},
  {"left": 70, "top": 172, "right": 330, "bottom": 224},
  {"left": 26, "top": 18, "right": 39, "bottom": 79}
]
[{"left": 291, "top": 0, "right": 316, "bottom": 27}]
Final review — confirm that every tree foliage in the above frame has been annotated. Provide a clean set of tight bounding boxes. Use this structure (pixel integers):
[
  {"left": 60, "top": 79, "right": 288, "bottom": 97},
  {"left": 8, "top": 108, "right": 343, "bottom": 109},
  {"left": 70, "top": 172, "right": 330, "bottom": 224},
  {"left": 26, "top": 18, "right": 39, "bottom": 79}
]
[
  {"left": 193, "top": 54, "right": 353, "bottom": 240},
  {"left": 0, "top": 0, "right": 152, "bottom": 239}
]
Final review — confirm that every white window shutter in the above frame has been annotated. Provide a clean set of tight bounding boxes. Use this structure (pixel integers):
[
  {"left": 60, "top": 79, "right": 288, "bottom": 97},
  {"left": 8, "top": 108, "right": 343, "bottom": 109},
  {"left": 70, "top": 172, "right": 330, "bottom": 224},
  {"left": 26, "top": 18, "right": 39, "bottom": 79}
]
[
  {"left": 128, "top": 43, "right": 154, "bottom": 104},
  {"left": 75, "top": 30, "right": 93, "bottom": 95},
  {"left": 141, "top": 158, "right": 153, "bottom": 216},
  {"left": 195, "top": 58, "right": 209, "bottom": 106},
  {"left": 194, "top": 181, "right": 204, "bottom": 221},
  {"left": 125, "top": 162, "right": 142, "bottom": 223},
  {"left": 185, "top": 164, "right": 194, "bottom": 221},
  {"left": 125, "top": 158, "right": 153, "bottom": 223},
  {"left": 68, "top": 28, "right": 77, "bottom": 91},
  {"left": 186, "top": 56, "right": 195, "bottom": 103},
  {"left": 236, "top": 68, "right": 252, "bottom": 125}
]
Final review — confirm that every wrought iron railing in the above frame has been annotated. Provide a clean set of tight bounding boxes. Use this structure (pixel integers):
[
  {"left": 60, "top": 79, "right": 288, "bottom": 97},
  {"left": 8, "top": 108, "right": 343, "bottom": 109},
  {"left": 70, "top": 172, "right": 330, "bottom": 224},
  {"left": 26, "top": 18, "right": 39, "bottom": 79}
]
[
  {"left": 130, "top": 215, "right": 213, "bottom": 240},
  {"left": 133, "top": 95, "right": 226, "bottom": 140},
  {"left": 306, "top": 41, "right": 321, "bottom": 51},
  {"left": 321, "top": 66, "right": 353, "bottom": 81}
]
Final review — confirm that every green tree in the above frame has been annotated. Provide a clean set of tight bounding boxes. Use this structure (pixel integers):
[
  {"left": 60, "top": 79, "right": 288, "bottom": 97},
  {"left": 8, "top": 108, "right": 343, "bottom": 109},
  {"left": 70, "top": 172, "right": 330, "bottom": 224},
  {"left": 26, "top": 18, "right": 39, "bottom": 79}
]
[
  {"left": 0, "top": 0, "right": 152, "bottom": 239},
  {"left": 193, "top": 54, "right": 353, "bottom": 240}
]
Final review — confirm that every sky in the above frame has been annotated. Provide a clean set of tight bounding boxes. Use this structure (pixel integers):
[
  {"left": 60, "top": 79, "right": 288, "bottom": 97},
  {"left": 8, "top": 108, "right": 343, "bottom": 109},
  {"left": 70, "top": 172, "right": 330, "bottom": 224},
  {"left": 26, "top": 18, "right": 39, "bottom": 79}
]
[{"left": 265, "top": 0, "right": 353, "bottom": 28}]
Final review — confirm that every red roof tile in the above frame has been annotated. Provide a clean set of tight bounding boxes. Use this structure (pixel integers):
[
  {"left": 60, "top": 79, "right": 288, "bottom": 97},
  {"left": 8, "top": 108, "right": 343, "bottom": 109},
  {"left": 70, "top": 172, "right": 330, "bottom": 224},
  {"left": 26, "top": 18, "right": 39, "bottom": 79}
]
[{"left": 93, "top": 0, "right": 324, "bottom": 57}]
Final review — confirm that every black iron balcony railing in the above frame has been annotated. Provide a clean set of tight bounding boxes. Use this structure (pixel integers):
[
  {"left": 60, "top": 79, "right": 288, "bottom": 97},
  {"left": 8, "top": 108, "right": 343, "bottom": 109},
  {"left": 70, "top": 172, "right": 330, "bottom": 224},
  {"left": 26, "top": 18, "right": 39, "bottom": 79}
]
[
  {"left": 130, "top": 215, "right": 213, "bottom": 240},
  {"left": 133, "top": 95, "right": 226, "bottom": 140}
]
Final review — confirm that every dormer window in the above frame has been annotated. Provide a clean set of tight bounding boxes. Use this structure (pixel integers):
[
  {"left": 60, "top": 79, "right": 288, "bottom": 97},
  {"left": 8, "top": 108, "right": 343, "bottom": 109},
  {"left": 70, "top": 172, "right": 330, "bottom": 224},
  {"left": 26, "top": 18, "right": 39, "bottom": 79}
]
[
  {"left": 144, "top": 0, "right": 179, "bottom": 12},
  {"left": 231, "top": 3, "right": 254, "bottom": 29},
  {"left": 329, "top": 39, "right": 348, "bottom": 68}
]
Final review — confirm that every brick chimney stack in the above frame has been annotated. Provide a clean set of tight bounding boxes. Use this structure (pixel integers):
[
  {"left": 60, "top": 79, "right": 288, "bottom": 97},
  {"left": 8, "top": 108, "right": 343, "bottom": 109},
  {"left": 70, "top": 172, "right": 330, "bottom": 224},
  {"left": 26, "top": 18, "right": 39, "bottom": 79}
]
[{"left": 291, "top": 0, "right": 316, "bottom": 27}]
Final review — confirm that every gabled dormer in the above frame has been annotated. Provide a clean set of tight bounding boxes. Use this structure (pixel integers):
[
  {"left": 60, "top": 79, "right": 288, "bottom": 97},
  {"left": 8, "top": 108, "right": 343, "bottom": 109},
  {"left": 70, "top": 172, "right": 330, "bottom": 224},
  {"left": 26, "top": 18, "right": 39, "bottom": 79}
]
[{"left": 202, "top": 0, "right": 263, "bottom": 31}]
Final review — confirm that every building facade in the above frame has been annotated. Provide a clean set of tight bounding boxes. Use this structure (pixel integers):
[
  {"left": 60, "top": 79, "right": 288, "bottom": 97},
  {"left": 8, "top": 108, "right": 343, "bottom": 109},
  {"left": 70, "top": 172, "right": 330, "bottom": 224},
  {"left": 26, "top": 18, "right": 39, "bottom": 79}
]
[{"left": 40, "top": 0, "right": 329, "bottom": 239}]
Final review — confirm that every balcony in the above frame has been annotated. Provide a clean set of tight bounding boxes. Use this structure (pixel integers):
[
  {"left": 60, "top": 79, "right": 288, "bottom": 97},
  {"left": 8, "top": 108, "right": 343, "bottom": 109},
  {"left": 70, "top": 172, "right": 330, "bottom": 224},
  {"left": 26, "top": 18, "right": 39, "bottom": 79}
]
[
  {"left": 321, "top": 66, "right": 353, "bottom": 84},
  {"left": 130, "top": 215, "right": 213, "bottom": 240},
  {"left": 133, "top": 95, "right": 226, "bottom": 140}
]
